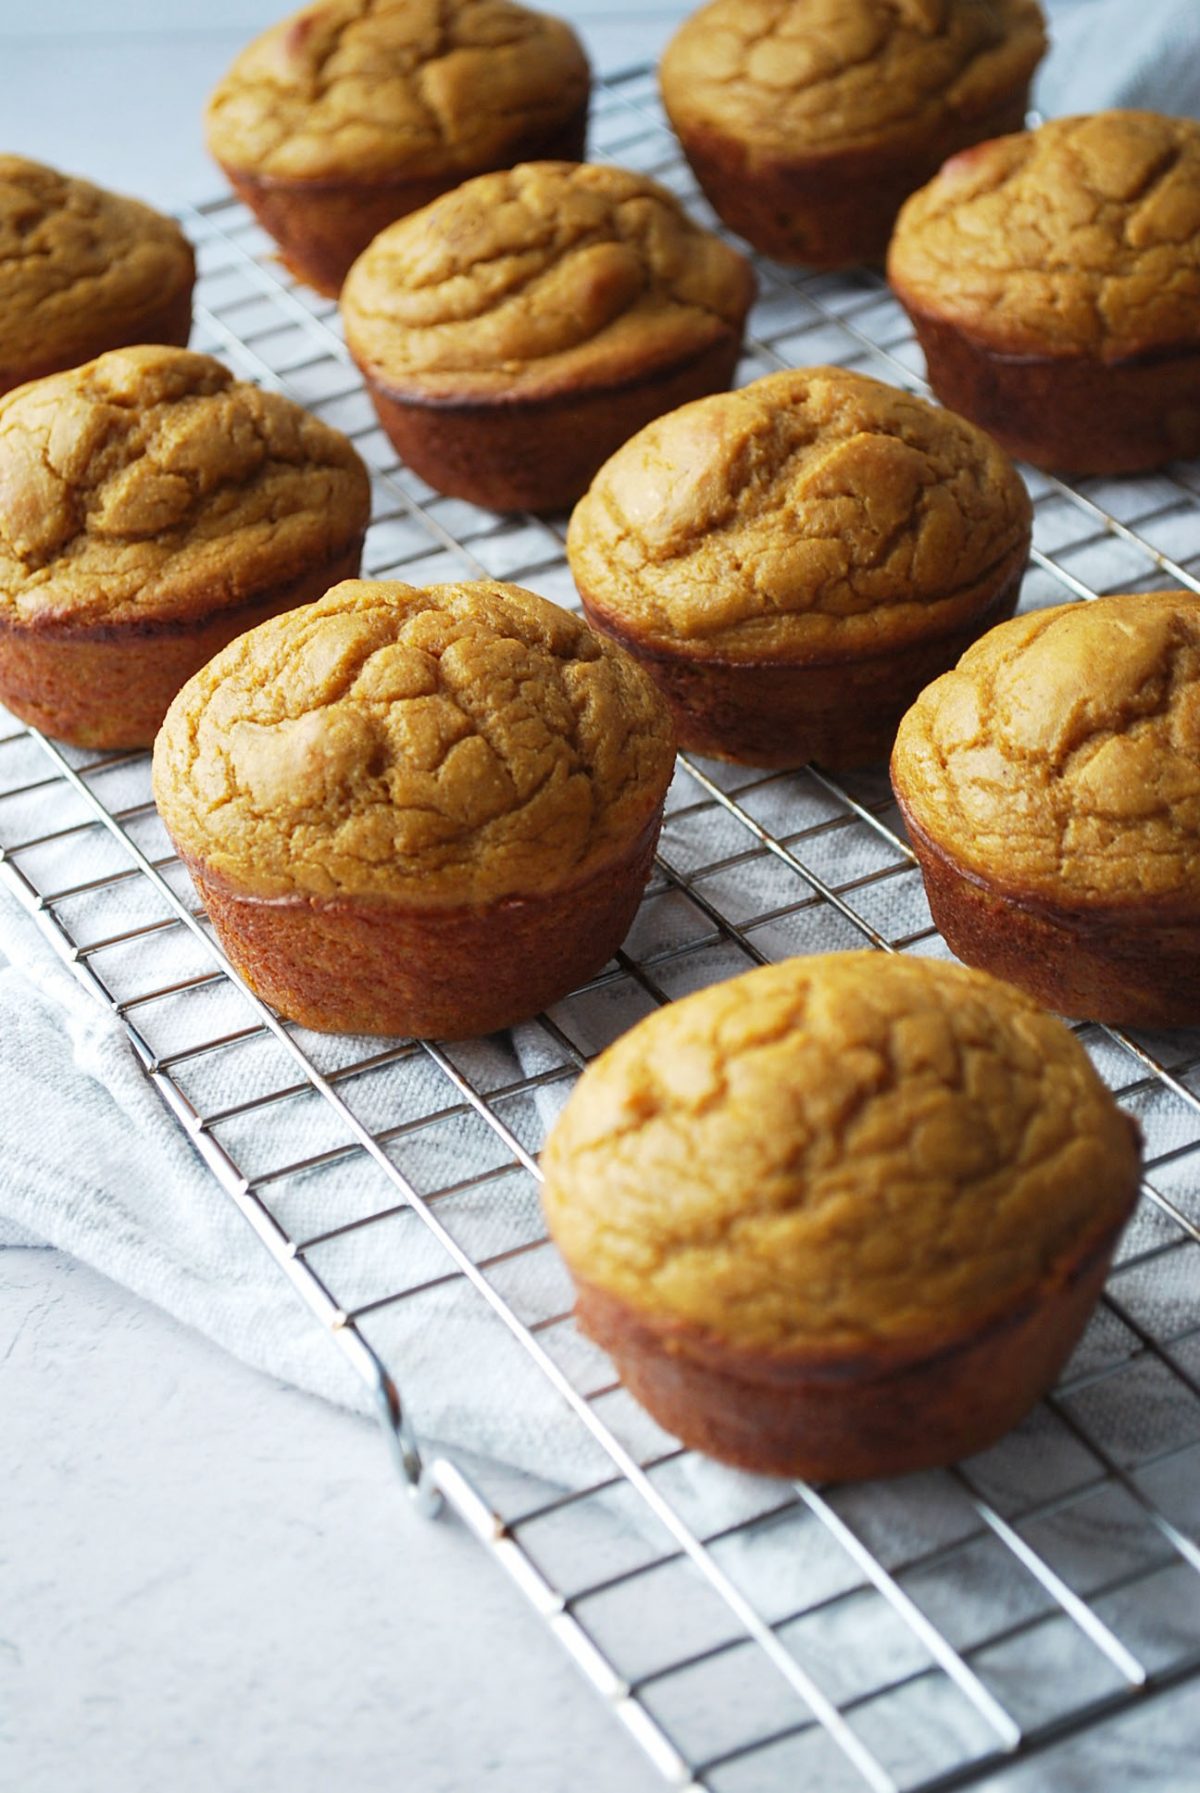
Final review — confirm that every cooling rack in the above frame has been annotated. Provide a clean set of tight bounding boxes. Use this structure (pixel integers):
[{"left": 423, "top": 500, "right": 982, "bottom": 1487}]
[{"left": 3, "top": 65, "right": 1200, "bottom": 1793}]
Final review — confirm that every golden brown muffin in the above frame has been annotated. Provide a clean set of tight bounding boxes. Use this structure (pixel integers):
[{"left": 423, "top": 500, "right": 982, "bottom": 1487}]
[
  {"left": 567, "top": 367, "right": 1031, "bottom": 768},
  {"left": 206, "top": 0, "right": 590, "bottom": 296},
  {"left": 889, "top": 112, "right": 1200, "bottom": 473},
  {"left": 0, "top": 347, "right": 370, "bottom": 748},
  {"left": 659, "top": 0, "right": 1045, "bottom": 269},
  {"left": 541, "top": 952, "right": 1140, "bottom": 1480},
  {"left": 892, "top": 594, "right": 1200, "bottom": 1026},
  {"left": 339, "top": 160, "right": 756, "bottom": 512},
  {"left": 152, "top": 578, "right": 677, "bottom": 1038},
  {"left": 0, "top": 157, "right": 194, "bottom": 398}
]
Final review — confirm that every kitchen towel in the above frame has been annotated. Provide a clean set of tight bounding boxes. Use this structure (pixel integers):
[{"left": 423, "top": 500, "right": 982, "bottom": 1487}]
[{"left": 1036, "top": 0, "right": 1200, "bottom": 121}]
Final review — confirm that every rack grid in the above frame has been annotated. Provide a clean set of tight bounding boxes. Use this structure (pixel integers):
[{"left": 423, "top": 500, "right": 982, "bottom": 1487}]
[{"left": 3, "top": 66, "right": 1200, "bottom": 1793}]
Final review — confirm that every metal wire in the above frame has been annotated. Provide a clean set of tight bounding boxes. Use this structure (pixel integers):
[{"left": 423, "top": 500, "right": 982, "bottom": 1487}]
[{"left": 0, "top": 65, "right": 1198, "bottom": 1793}]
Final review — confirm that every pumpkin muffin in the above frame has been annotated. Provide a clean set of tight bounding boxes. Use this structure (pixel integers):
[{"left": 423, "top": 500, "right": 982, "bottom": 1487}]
[
  {"left": 567, "top": 367, "right": 1031, "bottom": 769},
  {"left": 659, "top": 0, "right": 1045, "bottom": 269},
  {"left": 0, "top": 347, "right": 370, "bottom": 748},
  {"left": 541, "top": 952, "right": 1140, "bottom": 1480},
  {"left": 152, "top": 579, "right": 676, "bottom": 1038},
  {"left": 888, "top": 111, "right": 1200, "bottom": 473},
  {"left": 892, "top": 593, "right": 1200, "bottom": 1026},
  {"left": 206, "top": 0, "right": 590, "bottom": 296},
  {"left": 339, "top": 160, "right": 756, "bottom": 512},
  {"left": 0, "top": 157, "right": 193, "bottom": 398}
]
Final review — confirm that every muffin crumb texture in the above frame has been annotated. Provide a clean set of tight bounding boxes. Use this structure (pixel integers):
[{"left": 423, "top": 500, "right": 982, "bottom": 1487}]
[
  {"left": 206, "top": 0, "right": 589, "bottom": 182},
  {"left": 889, "top": 110, "right": 1200, "bottom": 358},
  {"left": 0, "top": 157, "right": 193, "bottom": 384},
  {"left": 0, "top": 347, "right": 370, "bottom": 631},
  {"left": 153, "top": 578, "right": 676, "bottom": 905},
  {"left": 541, "top": 953, "right": 1138, "bottom": 1352},
  {"left": 893, "top": 594, "right": 1200, "bottom": 903},
  {"left": 341, "top": 161, "right": 754, "bottom": 400},
  {"left": 660, "top": 0, "right": 1046, "bottom": 154},
  {"left": 568, "top": 367, "right": 1031, "bottom": 657}
]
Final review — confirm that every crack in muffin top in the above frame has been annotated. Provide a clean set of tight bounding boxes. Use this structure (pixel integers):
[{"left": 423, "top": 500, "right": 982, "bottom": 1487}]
[
  {"left": 541, "top": 952, "right": 1138, "bottom": 1352},
  {"left": 152, "top": 578, "right": 677, "bottom": 906},
  {"left": 0, "top": 158, "right": 194, "bottom": 387},
  {"left": 567, "top": 368, "right": 1031, "bottom": 660},
  {"left": 659, "top": 0, "right": 1045, "bottom": 157},
  {"left": 888, "top": 112, "right": 1200, "bottom": 359},
  {"left": 205, "top": 0, "right": 589, "bottom": 183},
  {"left": 892, "top": 593, "right": 1200, "bottom": 905},
  {"left": 0, "top": 348, "right": 371, "bottom": 632},
  {"left": 339, "top": 161, "right": 755, "bottom": 401}
]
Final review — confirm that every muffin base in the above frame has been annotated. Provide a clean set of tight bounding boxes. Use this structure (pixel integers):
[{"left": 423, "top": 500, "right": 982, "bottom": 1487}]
[
  {"left": 898, "top": 305, "right": 1200, "bottom": 474},
  {"left": 182, "top": 811, "right": 663, "bottom": 1038},
  {"left": 0, "top": 542, "right": 363, "bottom": 750},
  {"left": 0, "top": 276, "right": 194, "bottom": 399},
  {"left": 359, "top": 334, "right": 748, "bottom": 514},
  {"left": 220, "top": 104, "right": 589, "bottom": 298},
  {"left": 670, "top": 90, "right": 1031, "bottom": 269},
  {"left": 580, "top": 563, "right": 1023, "bottom": 770},
  {"left": 572, "top": 1211, "right": 1132, "bottom": 1480},
  {"left": 897, "top": 808, "right": 1200, "bottom": 1027}
]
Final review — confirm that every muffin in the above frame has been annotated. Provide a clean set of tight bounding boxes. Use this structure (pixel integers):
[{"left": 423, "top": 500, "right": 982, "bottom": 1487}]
[
  {"left": 0, "top": 347, "right": 371, "bottom": 748},
  {"left": 888, "top": 111, "right": 1200, "bottom": 474},
  {"left": 152, "top": 579, "right": 677, "bottom": 1038},
  {"left": 340, "top": 161, "right": 756, "bottom": 512},
  {"left": 659, "top": 0, "right": 1046, "bottom": 269},
  {"left": 541, "top": 952, "right": 1140, "bottom": 1481},
  {"left": 206, "top": 0, "right": 590, "bottom": 296},
  {"left": 892, "top": 593, "right": 1200, "bottom": 1026},
  {"left": 567, "top": 367, "right": 1031, "bottom": 769},
  {"left": 0, "top": 157, "right": 194, "bottom": 398}
]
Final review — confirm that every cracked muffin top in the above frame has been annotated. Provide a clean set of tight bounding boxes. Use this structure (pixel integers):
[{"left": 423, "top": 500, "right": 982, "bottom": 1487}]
[
  {"left": 205, "top": 0, "right": 589, "bottom": 184},
  {"left": 892, "top": 593, "right": 1200, "bottom": 906},
  {"left": 153, "top": 578, "right": 677, "bottom": 906},
  {"left": 340, "top": 161, "right": 755, "bottom": 402},
  {"left": 541, "top": 951, "right": 1138, "bottom": 1354},
  {"left": 888, "top": 112, "right": 1200, "bottom": 360},
  {"left": 0, "top": 158, "right": 194, "bottom": 394},
  {"left": 659, "top": 0, "right": 1045, "bottom": 157},
  {"left": 567, "top": 368, "right": 1031, "bottom": 661},
  {"left": 0, "top": 347, "right": 371, "bottom": 633}
]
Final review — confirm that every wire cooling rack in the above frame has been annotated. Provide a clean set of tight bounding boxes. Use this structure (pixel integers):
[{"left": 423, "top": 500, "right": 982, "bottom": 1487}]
[{"left": 3, "top": 66, "right": 1200, "bottom": 1793}]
